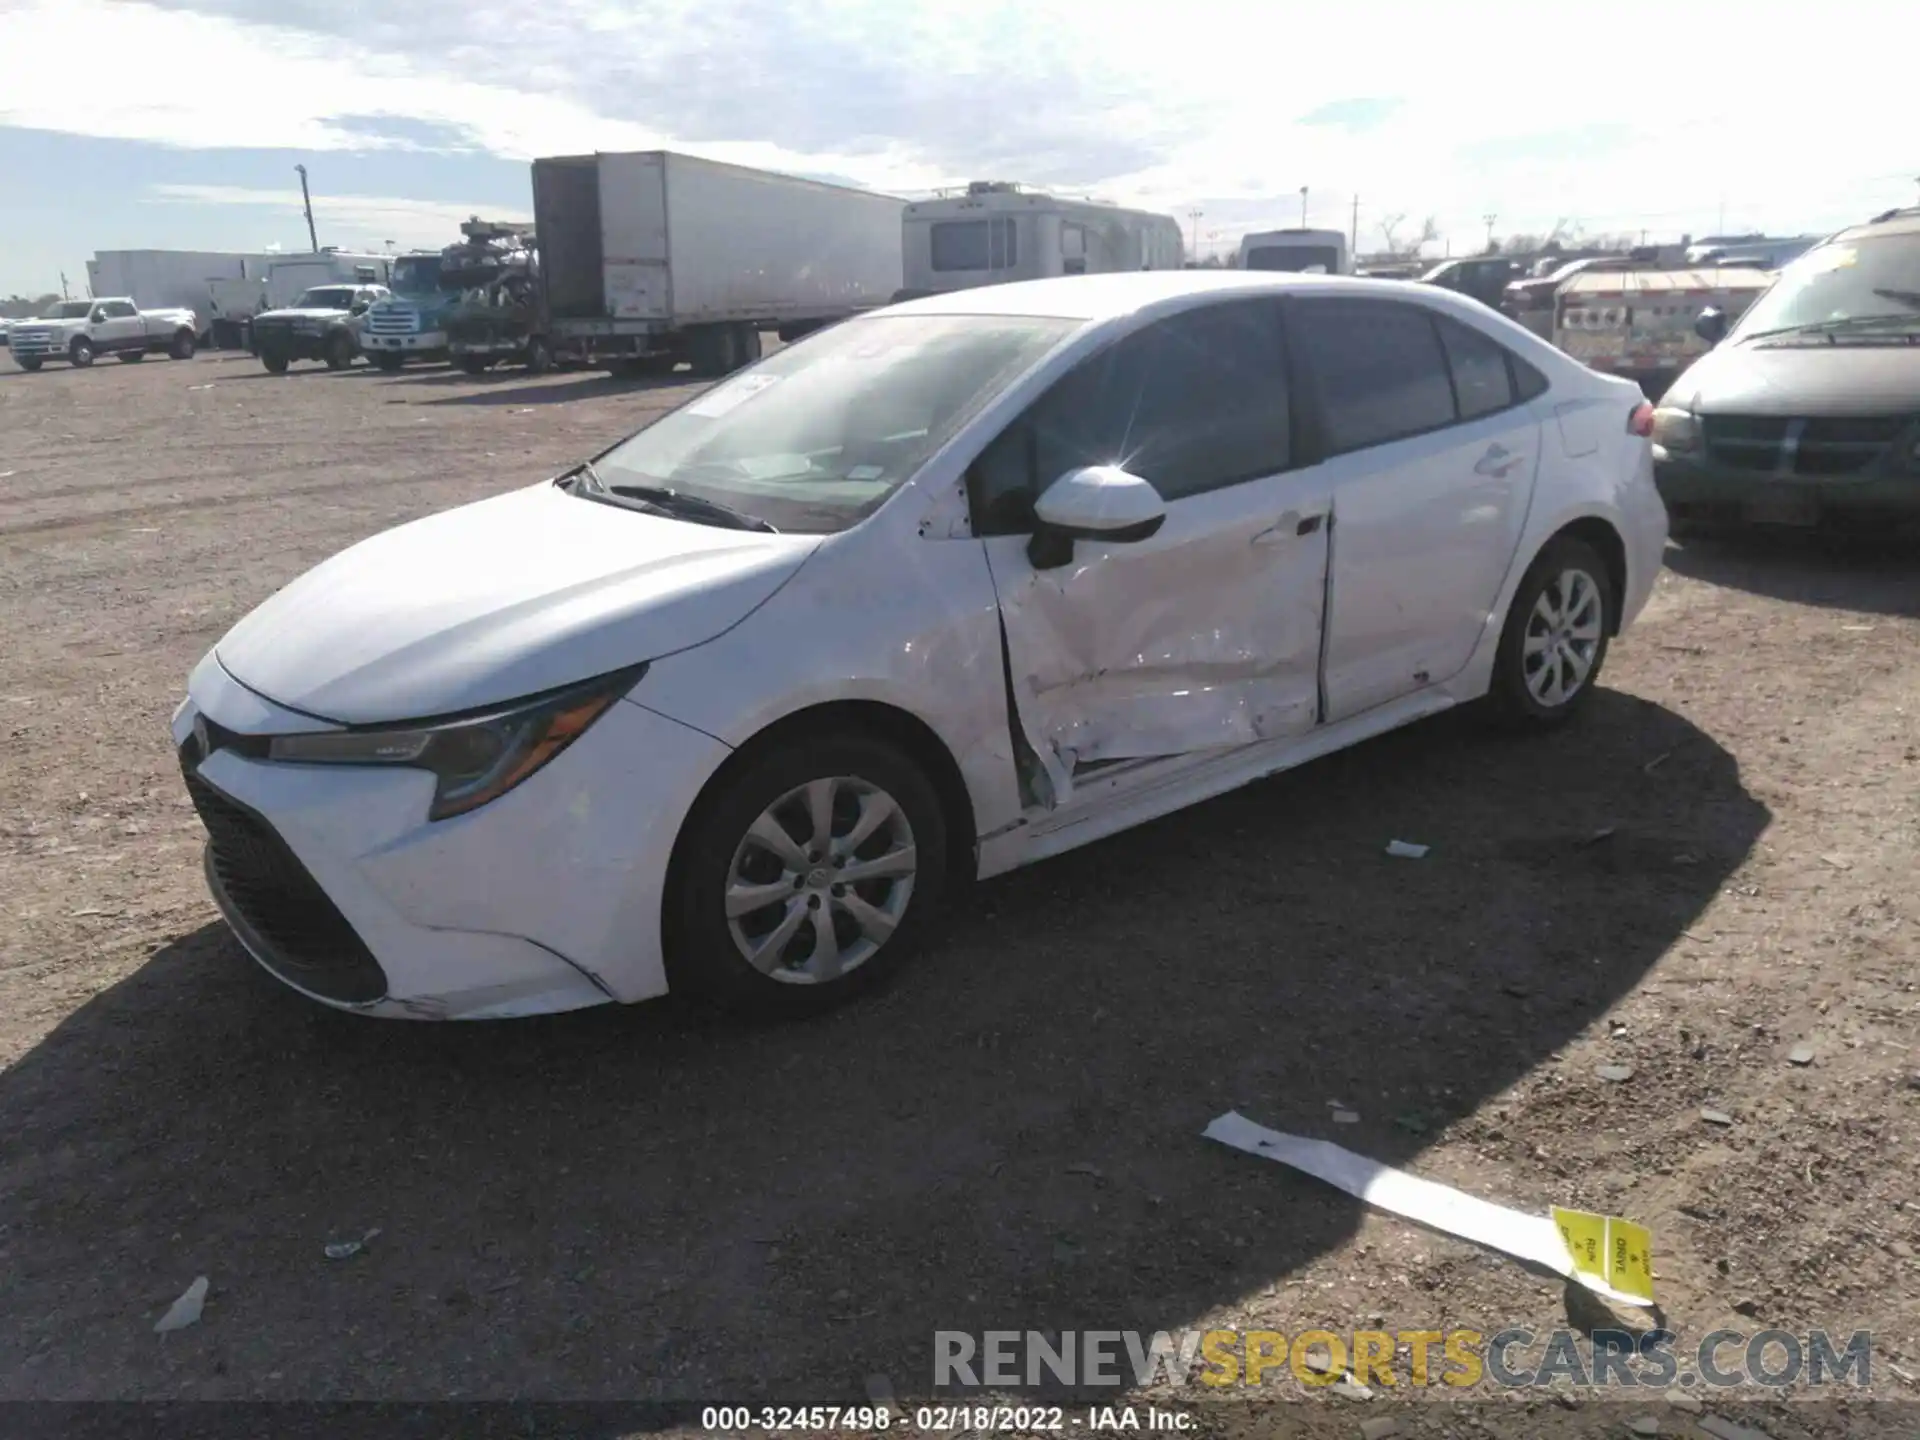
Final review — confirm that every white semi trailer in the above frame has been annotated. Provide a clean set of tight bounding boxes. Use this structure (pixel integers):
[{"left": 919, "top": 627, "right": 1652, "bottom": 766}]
[
  {"left": 897, "top": 182, "right": 1185, "bottom": 300},
  {"left": 532, "top": 151, "right": 905, "bottom": 376}
]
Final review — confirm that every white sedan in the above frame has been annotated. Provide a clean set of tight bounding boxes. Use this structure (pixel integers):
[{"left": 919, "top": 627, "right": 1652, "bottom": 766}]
[{"left": 173, "top": 272, "right": 1667, "bottom": 1020}]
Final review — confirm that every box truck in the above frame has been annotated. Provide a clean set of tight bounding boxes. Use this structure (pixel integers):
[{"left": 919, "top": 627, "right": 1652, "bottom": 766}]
[{"left": 531, "top": 151, "right": 905, "bottom": 376}]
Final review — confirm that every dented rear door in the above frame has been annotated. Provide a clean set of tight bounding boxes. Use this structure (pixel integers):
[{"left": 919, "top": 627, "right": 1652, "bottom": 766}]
[{"left": 968, "top": 297, "right": 1331, "bottom": 790}]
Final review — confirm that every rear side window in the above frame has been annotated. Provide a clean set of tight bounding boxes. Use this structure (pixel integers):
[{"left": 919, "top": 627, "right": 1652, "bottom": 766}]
[
  {"left": 970, "top": 298, "right": 1291, "bottom": 531},
  {"left": 1435, "top": 315, "right": 1515, "bottom": 419},
  {"left": 1293, "top": 299, "right": 1455, "bottom": 453},
  {"left": 1512, "top": 355, "right": 1550, "bottom": 401}
]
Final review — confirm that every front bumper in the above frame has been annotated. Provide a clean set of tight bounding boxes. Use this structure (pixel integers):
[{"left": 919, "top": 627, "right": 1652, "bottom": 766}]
[
  {"left": 252, "top": 329, "right": 334, "bottom": 361},
  {"left": 175, "top": 652, "right": 731, "bottom": 1019},
  {"left": 362, "top": 331, "right": 448, "bottom": 353},
  {"left": 1655, "top": 453, "right": 1920, "bottom": 522}
]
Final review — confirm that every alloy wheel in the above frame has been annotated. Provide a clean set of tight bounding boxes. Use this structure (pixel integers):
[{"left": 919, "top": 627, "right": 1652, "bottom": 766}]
[{"left": 1522, "top": 566, "right": 1604, "bottom": 706}]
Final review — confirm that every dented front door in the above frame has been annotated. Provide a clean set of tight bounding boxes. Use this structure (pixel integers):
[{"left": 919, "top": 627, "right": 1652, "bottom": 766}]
[{"left": 968, "top": 298, "right": 1330, "bottom": 791}]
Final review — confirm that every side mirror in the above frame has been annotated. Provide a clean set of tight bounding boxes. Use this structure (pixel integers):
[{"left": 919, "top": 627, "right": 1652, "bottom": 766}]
[
  {"left": 351, "top": 302, "right": 369, "bottom": 315},
  {"left": 1027, "top": 466, "right": 1167, "bottom": 570},
  {"left": 1694, "top": 308, "right": 1728, "bottom": 345}
]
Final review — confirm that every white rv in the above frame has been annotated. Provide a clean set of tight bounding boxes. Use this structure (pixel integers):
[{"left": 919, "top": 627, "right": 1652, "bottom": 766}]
[
  {"left": 1236, "top": 228, "right": 1350, "bottom": 275},
  {"left": 898, "top": 182, "right": 1185, "bottom": 299}
]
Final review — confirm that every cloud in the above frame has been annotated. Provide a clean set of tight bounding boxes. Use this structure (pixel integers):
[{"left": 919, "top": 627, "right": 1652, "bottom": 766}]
[
  {"left": 1299, "top": 98, "right": 1401, "bottom": 132},
  {"left": 148, "top": 184, "right": 530, "bottom": 253},
  {"left": 5, "top": 0, "right": 1915, "bottom": 256}
]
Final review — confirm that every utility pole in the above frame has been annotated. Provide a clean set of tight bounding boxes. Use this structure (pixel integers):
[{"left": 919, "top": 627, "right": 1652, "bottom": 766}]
[
  {"left": 58, "top": 271, "right": 70, "bottom": 300},
  {"left": 1299, "top": 186, "right": 1309, "bottom": 227},
  {"left": 1350, "top": 194, "right": 1360, "bottom": 257},
  {"left": 1187, "top": 207, "right": 1203, "bottom": 263},
  {"left": 295, "top": 164, "right": 319, "bottom": 253},
  {"left": 1483, "top": 213, "right": 1497, "bottom": 251}
]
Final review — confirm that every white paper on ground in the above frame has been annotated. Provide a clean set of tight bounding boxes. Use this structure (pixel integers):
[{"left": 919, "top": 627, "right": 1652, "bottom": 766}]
[{"left": 1202, "top": 1111, "right": 1652, "bottom": 1308}]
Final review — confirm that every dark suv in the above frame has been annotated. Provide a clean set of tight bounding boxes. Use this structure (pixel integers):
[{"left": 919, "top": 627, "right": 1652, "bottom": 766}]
[{"left": 1651, "top": 208, "right": 1920, "bottom": 529}]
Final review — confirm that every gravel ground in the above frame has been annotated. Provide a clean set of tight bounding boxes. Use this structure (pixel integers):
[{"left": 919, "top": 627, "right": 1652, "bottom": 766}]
[{"left": 0, "top": 351, "right": 1916, "bottom": 1437}]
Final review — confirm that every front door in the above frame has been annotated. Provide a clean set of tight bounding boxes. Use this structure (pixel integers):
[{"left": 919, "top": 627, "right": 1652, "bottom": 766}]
[
  {"left": 1289, "top": 297, "right": 1544, "bottom": 720},
  {"left": 968, "top": 297, "right": 1332, "bottom": 802}
]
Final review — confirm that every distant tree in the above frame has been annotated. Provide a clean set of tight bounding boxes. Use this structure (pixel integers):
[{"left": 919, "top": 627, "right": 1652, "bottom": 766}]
[{"left": 1, "top": 293, "right": 62, "bottom": 319}]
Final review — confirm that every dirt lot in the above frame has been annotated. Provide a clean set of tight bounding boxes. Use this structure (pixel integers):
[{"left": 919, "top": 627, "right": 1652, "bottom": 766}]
[{"left": 1, "top": 350, "right": 1916, "bottom": 1436}]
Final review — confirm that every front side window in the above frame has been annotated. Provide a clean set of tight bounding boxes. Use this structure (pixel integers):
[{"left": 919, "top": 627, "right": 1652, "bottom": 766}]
[
  {"left": 971, "top": 299, "right": 1292, "bottom": 533},
  {"left": 932, "top": 218, "right": 1019, "bottom": 273},
  {"left": 1294, "top": 299, "right": 1456, "bottom": 454},
  {"left": 592, "top": 313, "right": 1075, "bottom": 535},
  {"left": 105, "top": 301, "right": 138, "bottom": 318}
]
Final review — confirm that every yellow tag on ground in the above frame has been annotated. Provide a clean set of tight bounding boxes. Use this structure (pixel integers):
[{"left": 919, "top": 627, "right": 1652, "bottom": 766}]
[{"left": 1552, "top": 1206, "right": 1656, "bottom": 1303}]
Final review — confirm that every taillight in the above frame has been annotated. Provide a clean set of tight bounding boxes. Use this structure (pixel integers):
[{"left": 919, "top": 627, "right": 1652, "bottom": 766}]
[{"left": 1628, "top": 401, "right": 1654, "bottom": 437}]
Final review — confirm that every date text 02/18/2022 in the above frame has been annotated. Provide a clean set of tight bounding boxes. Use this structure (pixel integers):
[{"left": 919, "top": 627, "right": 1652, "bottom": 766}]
[{"left": 700, "top": 1406, "right": 1195, "bottom": 1431}]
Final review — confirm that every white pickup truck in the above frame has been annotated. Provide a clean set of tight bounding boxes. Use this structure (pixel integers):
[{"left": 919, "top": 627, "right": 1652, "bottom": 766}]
[{"left": 8, "top": 298, "right": 201, "bottom": 370}]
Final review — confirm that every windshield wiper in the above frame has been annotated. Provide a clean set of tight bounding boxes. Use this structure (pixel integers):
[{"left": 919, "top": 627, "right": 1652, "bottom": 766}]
[
  {"left": 1746, "top": 311, "right": 1920, "bottom": 342},
  {"left": 606, "top": 482, "right": 780, "bottom": 534}
]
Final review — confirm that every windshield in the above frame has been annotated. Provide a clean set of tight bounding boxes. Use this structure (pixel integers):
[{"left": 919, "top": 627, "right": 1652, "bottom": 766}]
[
  {"left": 1245, "top": 245, "right": 1340, "bottom": 274},
  {"left": 1731, "top": 234, "right": 1920, "bottom": 339},
  {"left": 389, "top": 257, "right": 442, "bottom": 296},
  {"left": 591, "top": 313, "right": 1078, "bottom": 534},
  {"left": 296, "top": 288, "right": 356, "bottom": 310},
  {"left": 45, "top": 301, "right": 92, "bottom": 319}
]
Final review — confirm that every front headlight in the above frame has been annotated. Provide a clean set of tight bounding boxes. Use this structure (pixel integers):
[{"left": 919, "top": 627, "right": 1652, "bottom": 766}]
[
  {"left": 266, "top": 666, "right": 644, "bottom": 820},
  {"left": 1650, "top": 406, "right": 1700, "bottom": 453}
]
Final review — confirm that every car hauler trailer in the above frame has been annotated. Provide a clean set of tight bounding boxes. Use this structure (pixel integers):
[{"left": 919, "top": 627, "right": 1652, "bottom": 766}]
[
  {"left": 532, "top": 151, "right": 904, "bottom": 377},
  {"left": 896, "top": 181, "right": 1184, "bottom": 300}
]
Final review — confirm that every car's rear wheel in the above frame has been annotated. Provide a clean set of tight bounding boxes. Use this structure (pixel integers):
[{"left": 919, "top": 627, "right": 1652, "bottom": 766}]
[
  {"left": 261, "top": 351, "right": 290, "bottom": 374},
  {"left": 667, "top": 734, "right": 947, "bottom": 1014},
  {"left": 1488, "top": 534, "right": 1615, "bottom": 728},
  {"left": 68, "top": 337, "right": 94, "bottom": 368}
]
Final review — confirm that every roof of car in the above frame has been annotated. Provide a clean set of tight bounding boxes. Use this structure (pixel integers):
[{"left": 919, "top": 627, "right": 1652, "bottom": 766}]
[
  {"left": 881, "top": 270, "right": 1445, "bottom": 322},
  {"left": 1841, "top": 209, "right": 1920, "bottom": 242}
]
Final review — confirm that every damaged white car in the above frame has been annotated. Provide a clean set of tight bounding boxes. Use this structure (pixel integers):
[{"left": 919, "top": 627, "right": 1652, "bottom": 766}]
[{"left": 174, "top": 272, "right": 1667, "bottom": 1020}]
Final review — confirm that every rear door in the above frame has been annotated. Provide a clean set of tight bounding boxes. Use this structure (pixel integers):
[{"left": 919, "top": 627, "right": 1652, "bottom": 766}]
[
  {"left": 100, "top": 300, "right": 143, "bottom": 350},
  {"left": 1291, "top": 297, "right": 1545, "bottom": 720},
  {"left": 971, "top": 297, "right": 1332, "bottom": 794}
]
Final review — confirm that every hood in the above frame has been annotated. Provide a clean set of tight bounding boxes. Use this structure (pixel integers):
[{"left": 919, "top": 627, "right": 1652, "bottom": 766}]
[
  {"left": 1664, "top": 339, "right": 1920, "bottom": 415},
  {"left": 255, "top": 307, "right": 348, "bottom": 322},
  {"left": 215, "top": 482, "right": 820, "bottom": 724}
]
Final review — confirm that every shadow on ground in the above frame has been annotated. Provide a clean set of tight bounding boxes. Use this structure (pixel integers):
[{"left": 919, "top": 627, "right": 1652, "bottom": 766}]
[
  {"left": 415, "top": 372, "right": 692, "bottom": 408},
  {"left": 1664, "top": 530, "right": 1920, "bottom": 619},
  {"left": 0, "top": 691, "right": 1765, "bottom": 1419}
]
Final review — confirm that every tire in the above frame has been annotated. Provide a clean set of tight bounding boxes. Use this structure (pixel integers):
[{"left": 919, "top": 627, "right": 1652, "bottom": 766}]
[
  {"left": 324, "top": 332, "right": 355, "bottom": 371},
  {"left": 1487, "top": 534, "right": 1616, "bottom": 729},
  {"left": 458, "top": 355, "right": 492, "bottom": 376},
  {"left": 666, "top": 732, "right": 948, "bottom": 1015},
  {"left": 735, "top": 324, "right": 763, "bottom": 366},
  {"left": 687, "top": 325, "right": 734, "bottom": 378},
  {"left": 524, "top": 335, "right": 554, "bottom": 375},
  {"left": 168, "top": 329, "right": 196, "bottom": 360},
  {"left": 118, "top": 349, "right": 146, "bottom": 363},
  {"left": 69, "top": 337, "right": 95, "bottom": 368},
  {"left": 374, "top": 351, "right": 404, "bottom": 373},
  {"left": 261, "top": 351, "right": 290, "bottom": 374},
  {"left": 16, "top": 356, "right": 42, "bottom": 372}
]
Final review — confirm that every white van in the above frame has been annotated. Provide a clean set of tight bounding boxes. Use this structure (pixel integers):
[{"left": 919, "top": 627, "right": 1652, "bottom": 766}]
[
  {"left": 898, "top": 182, "right": 1185, "bottom": 299},
  {"left": 1236, "top": 229, "right": 1350, "bottom": 275}
]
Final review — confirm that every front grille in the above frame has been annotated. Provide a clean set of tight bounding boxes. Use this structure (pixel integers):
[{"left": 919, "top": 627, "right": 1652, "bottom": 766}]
[
  {"left": 1702, "top": 414, "right": 1912, "bottom": 476},
  {"left": 181, "top": 757, "right": 388, "bottom": 1004},
  {"left": 365, "top": 305, "right": 421, "bottom": 336}
]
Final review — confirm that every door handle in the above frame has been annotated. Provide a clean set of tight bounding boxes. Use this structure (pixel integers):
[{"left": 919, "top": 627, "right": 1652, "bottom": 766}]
[
  {"left": 1252, "top": 510, "right": 1328, "bottom": 545},
  {"left": 1475, "top": 444, "right": 1525, "bottom": 478}
]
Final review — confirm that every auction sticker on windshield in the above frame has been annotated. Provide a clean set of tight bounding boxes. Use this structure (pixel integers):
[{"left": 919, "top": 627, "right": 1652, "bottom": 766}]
[{"left": 687, "top": 373, "right": 782, "bottom": 418}]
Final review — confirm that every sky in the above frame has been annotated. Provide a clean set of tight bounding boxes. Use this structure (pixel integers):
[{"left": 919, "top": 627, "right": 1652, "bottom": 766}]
[{"left": 3, "top": 0, "right": 1915, "bottom": 297}]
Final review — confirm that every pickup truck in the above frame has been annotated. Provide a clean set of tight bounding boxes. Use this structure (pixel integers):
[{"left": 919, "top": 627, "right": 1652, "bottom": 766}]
[
  {"left": 8, "top": 298, "right": 200, "bottom": 370},
  {"left": 249, "top": 284, "right": 390, "bottom": 373}
]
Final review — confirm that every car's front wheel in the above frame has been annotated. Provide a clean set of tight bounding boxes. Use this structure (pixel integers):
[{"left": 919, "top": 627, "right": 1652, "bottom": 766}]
[
  {"left": 374, "top": 352, "right": 404, "bottom": 373},
  {"left": 668, "top": 733, "right": 947, "bottom": 1013},
  {"left": 1488, "top": 534, "right": 1615, "bottom": 728},
  {"left": 68, "top": 337, "right": 94, "bottom": 368}
]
